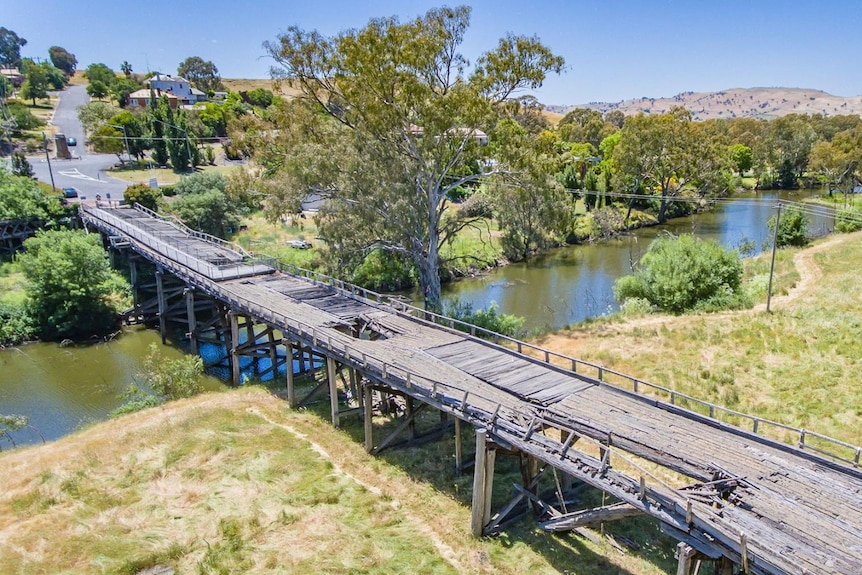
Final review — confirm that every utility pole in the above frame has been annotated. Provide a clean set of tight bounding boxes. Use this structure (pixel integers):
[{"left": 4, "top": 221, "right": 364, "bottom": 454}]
[
  {"left": 42, "top": 132, "right": 56, "bottom": 190},
  {"left": 766, "top": 202, "right": 782, "bottom": 313}
]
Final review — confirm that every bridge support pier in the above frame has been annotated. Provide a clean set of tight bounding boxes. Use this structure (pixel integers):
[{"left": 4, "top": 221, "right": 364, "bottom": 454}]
[{"left": 471, "top": 429, "right": 496, "bottom": 537}]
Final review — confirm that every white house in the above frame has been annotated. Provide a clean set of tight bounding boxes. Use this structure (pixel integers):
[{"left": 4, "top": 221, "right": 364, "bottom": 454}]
[{"left": 144, "top": 73, "right": 206, "bottom": 105}]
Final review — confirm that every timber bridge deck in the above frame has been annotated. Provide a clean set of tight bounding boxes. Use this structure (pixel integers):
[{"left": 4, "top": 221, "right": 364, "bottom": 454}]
[{"left": 81, "top": 204, "right": 862, "bottom": 575}]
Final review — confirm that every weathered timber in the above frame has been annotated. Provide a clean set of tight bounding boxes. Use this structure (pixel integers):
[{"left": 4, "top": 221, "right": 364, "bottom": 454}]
[
  {"left": 540, "top": 502, "right": 643, "bottom": 532},
  {"left": 80, "top": 204, "right": 862, "bottom": 575}
]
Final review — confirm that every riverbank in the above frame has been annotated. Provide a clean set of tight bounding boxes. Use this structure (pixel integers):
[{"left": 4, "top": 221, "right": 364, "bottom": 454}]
[{"left": 534, "top": 228, "right": 862, "bottom": 446}]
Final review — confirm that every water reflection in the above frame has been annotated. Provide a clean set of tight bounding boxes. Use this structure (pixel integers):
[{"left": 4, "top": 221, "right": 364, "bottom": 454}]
[{"left": 443, "top": 191, "right": 834, "bottom": 330}]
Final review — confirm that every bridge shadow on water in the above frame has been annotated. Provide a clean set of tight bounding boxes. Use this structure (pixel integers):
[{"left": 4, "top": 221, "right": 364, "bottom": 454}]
[{"left": 255, "top": 372, "right": 678, "bottom": 575}]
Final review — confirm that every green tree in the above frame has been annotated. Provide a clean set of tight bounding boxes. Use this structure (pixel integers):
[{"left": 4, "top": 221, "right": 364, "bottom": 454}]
[
  {"left": 809, "top": 126, "right": 862, "bottom": 205},
  {"left": 0, "top": 27, "right": 26, "bottom": 68},
  {"left": 177, "top": 56, "right": 224, "bottom": 93},
  {"left": 76, "top": 101, "right": 121, "bottom": 134},
  {"left": 123, "top": 183, "right": 162, "bottom": 211},
  {"left": 172, "top": 189, "right": 239, "bottom": 238},
  {"left": 85, "top": 63, "right": 117, "bottom": 87},
  {"left": 173, "top": 170, "right": 227, "bottom": 196},
  {"left": 11, "top": 151, "right": 34, "bottom": 178},
  {"left": 48, "top": 46, "right": 77, "bottom": 76},
  {"left": 730, "top": 143, "right": 753, "bottom": 176},
  {"left": 18, "top": 230, "right": 124, "bottom": 340},
  {"left": 614, "top": 234, "right": 746, "bottom": 314},
  {"left": 149, "top": 95, "right": 170, "bottom": 166},
  {"left": 488, "top": 119, "right": 573, "bottom": 261},
  {"left": 120, "top": 60, "right": 133, "bottom": 77},
  {"left": 768, "top": 206, "right": 808, "bottom": 248},
  {"left": 19, "top": 61, "right": 49, "bottom": 105},
  {"left": 141, "top": 344, "right": 204, "bottom": 399},
  {"left": 87, "top": 80, "right": 110, "bottom": 100},
  {"left": 0, "top": 169, "right": 62, "bottom": 219},
  {"left": 111, "top": 77, "right": 141, "bottom": 107},
  {"left": 7, "top": 102, "right": 44, "bottom": 132},
  {"left": 261, "top": 6, "right": 563, "bottom": 311},
  {"left": 613, "top": 108, "right": 726, "bottom": 223},
  {"left": 91, "top": 125, "right": 125, "bottom": 160},
  {"left": 109, "top": 110, "right": 147, "bottom": 159},
  {"left": 245, "top": 88, "right": 274, "bottom": 108}
]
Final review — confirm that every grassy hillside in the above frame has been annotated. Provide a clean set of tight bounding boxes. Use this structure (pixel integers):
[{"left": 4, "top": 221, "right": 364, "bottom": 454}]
[
  {"left": 566, "top": 87, "right": 862, "bottom": 121},
  {"left": 537, "top": 230, "right": 862, "bottom": 448},
  {"left": 0, "top": 389, "right": 675, "bottom": 575}
]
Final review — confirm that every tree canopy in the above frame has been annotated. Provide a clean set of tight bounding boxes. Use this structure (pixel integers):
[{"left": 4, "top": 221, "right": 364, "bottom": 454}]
[
  {"left": 260, "top": 5, "right": 563, "bottom": 311},
  {"left": 48, "top": 46, "right": 77, "bottom": 76},
  {"left": 0, "top": 27, "right": 26, "bottom": 68},
  {"left": 0, "top": 170, "right": 63, "bottom": 220},
  {"left": 18, "top": 230, "right": 123, "bottom": 340},
  {"left": 177, "top": 56, "right": 224, "bottom": 93}
]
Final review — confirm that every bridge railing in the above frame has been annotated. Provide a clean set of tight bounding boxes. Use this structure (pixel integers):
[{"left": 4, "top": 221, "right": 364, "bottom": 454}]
[
  {"left": 84, "top": 204, "right": 862, "bottom": 470},
  {"left": 243, "top": 253, "right": 862, "bottom": 469},
  {"left": 131, "top": 203, "right": 251, "bottom": 257}
]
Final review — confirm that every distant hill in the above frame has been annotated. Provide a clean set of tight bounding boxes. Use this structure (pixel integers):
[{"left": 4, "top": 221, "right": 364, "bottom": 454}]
[{"left": 557, "top": 87, "right": 862, "bottom": 121}]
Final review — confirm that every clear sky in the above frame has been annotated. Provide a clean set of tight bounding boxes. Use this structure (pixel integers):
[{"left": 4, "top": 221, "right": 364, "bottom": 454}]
[{"left": 3, "top": 0, "right": 861, "bottom": 106}]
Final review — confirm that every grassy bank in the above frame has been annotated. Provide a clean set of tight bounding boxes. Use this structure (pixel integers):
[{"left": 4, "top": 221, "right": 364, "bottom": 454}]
[
  {"left": 536, "top": 230, "right": 862, "bottom": 447},
  {"left": 0, "top": 388, "right": 674, "bottom": 575}
]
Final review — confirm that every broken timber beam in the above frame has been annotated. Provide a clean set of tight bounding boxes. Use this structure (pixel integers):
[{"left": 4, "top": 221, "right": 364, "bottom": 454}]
[{"left": 539, "top": 502, "right": 643, "bottom": 532}]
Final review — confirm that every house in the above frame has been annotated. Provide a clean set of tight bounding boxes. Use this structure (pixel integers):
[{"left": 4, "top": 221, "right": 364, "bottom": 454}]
[
  {"left": 0, "top": 68, "right": 24, "bottom": 88},
  {"left": 143, "top": 73, "right": 207, "bottom": 105},
  {"left": 128, "top": 88, "right": 181, "bottom": 109}
]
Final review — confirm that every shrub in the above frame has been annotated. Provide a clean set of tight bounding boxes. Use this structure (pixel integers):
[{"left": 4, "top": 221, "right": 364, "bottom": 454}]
[
  {"left": 351, "top": 250, "right": 415, "bottom": 292},
  {"left": 0, "top": 301, "right": 35, "bottom": 346},
  {"left": 835, "top": 208, "right": 862, "bottom": 233},
  {"left": 614, "top": 234, "right": 747, "bottom": 314},
  {"left": 767, "top": 206, "right": 808, "bottom": 248},
  {"left": 459, "top": 193, "right": 493, "bottom": 218},
  {"left": 445, "top": 300, "right": 525, "bottom": 338},
  {"left": 123, "top": 183, "right": 162, "bottom": 211}
]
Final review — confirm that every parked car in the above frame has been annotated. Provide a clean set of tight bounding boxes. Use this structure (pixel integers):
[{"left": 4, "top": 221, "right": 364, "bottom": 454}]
[
  {"left": 63, "top": 187, "right": 79, "bottom": 198},
  {"left": 66, "top": 137, "right": 77, "bottom": 146}
]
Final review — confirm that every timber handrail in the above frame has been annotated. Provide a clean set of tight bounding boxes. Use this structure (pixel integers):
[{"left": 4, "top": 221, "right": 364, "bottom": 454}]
[
  {"left": 81, "top": 204, "right": 862, "bottom": 470},
  {"left": 131, "top": 203, "right": 250, "bottom": 257}
]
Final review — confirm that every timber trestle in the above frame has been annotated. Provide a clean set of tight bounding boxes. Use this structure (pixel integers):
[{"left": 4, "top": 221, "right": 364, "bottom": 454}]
[{"left": 81, "top": 204, "right": 862, "bottom": 575}]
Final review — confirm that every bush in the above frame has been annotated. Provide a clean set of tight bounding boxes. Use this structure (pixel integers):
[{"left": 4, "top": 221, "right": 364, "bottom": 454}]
[
  {"left": 835, "top": 208, "right": 862, "bottom": 233},
  {"left": 351, "top": 250, "right": 415, "bottom": 292},
  {"left": 123, "top": 183, "right": 162, "bottom": 211},
  {"left": 458, "top": 193, "right": 493, "bottom": 218},
  {"left": 767, "top": 206, "right": 808, "bottom": 248},
  {"left": 18, "top": 230, "right": 125, "bottom": 340},
  {"left": 445, "top": 300, "right": 525, "bottom": 338},
  {"left": 0, "top": 301, "right": 35, "bottom": 346},
  {"left": 614, "top": 234, "right": 747, "bottom": 314}
]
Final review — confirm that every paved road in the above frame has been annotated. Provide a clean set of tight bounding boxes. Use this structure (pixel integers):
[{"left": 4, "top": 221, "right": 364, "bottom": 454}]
[{"left": 28, "top": 85, "right": 128, "bottom": 200}]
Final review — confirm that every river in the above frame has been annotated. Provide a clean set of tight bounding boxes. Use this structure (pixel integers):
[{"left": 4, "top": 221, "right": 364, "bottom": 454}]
[
  {"left": 0, "top": 190, "right": 834, "bottom": 447},
  {"left": 443, "top": 190, "right": 834, "bottom": 330}
]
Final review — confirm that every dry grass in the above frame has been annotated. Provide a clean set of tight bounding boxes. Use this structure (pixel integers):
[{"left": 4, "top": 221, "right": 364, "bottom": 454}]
[
  {"left": 0, "top": 388, "right": 676, "bottom": 575},
  {"left": 108, "top": 164, "right": 241, "bottom": 186},
  {"left": 535, "top": 230, "right": 862, "bottom": 447},
  {"left": 222, "top": 78, "right": 302, "bottom": 99}
]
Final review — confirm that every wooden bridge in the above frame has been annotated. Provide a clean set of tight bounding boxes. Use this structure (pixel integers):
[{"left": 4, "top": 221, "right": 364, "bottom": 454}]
[{"left": 81, "top": 204, "right": 862, "bottom": 575}]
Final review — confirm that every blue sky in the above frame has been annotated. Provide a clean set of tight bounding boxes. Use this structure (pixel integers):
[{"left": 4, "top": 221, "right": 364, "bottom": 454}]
[{"left": 4, "top": 0, "right": 861, "bottom": 105}]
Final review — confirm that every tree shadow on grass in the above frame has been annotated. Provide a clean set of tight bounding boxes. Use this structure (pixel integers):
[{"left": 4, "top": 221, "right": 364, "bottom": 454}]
[{"left": 277, "top": 380, "right": 678, "bottom": 575}]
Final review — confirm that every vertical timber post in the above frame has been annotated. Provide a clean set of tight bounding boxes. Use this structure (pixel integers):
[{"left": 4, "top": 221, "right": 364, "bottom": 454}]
[
  {"left": 185, "top": 288, "right": 197, "bottom": 355},
  {"left": 406, "top": 396, "right": 416, "bottom": 439},
  {"left": 155, "top": 268, "right": 167, "bottom": 344},
  {"left": 327, "top": 356, "right": 339, "bottom": 427},
  {"left": 718, "top": 557, "right": 734, "bottom": 575},
  {"left": 471, "top": 429, "right": 495, "bottom": 536},
  {"left": 454, "top": 418, "right": 463, "bottom": 474},
  {"left": 286, "top": 341, "right": 296, "bottom": 408},
  {"left": 560, "top": 430, "right": 574, "bottom": 492},
  {"left": 130, "top": 259, "right": 139, "bottom": 311},
  {"left": 364, "top": 384, "right": 373, "bottom": 452},
  {"left": 229, "top": 311, "right": 240, "bottom": 386},
  {"left": 267, "top": 330, "right": 278, "bottom": 383},
  {"left": 675, "top": 543, "right": 696, "bottom": 575}
]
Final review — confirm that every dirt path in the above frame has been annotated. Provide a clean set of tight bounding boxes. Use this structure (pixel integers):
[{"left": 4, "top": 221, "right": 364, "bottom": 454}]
[
  {"left": 537, "top": 231, "right": 862, "bottom": 353},
  {"left": 246, "top": 407, "right": 468, "bottom": 574}
]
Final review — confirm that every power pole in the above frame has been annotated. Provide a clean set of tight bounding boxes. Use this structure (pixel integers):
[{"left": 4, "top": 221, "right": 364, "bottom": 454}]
[
  {"left": 766, "top": 202, "right": 782, "bottom": 313},
  {"left": 42, "top": 132, "right": 56, "bottom": 190}
]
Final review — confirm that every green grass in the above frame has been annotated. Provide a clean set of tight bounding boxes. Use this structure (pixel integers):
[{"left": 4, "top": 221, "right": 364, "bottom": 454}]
[
  {"left": 0, "top": 261, "right": 27, "bottom": 306},
  {"left": 108, "top": 164, "right": 240, "bottom": 186},
  {"left": 539, "top": 231, "right": 862, "bottom": 449}
]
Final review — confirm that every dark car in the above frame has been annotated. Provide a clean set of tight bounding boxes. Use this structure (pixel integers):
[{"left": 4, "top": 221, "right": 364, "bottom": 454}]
[
  {"left": 66, "top": 137, "right": 77, "bottom": 146},
  {"left": 63, "top": 187, "right": 79, "bottom": 198}
]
